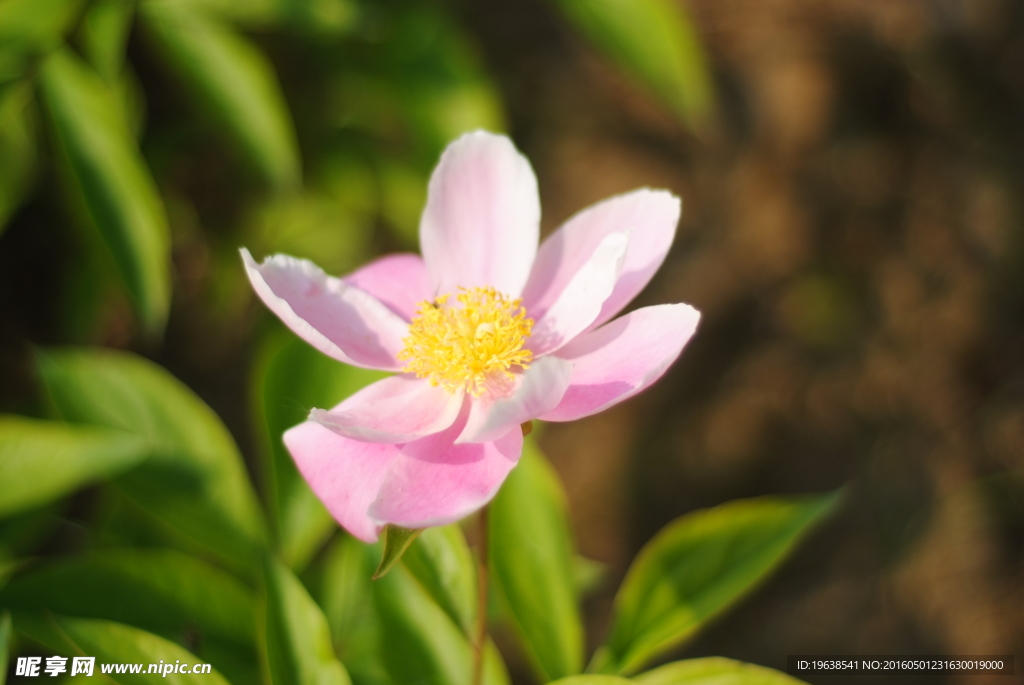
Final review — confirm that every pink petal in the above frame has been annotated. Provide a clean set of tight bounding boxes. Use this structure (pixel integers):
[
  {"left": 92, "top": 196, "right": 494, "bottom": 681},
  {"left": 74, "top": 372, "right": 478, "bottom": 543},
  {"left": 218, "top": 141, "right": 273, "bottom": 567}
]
[
  {"left": 242, "top": 249, "right": 408, "bottom": 371},
  {"left": 309, "top": 375, "right": 464, "bottom": 444},
  {"left": 283, "top": 421, "right": 400, "bottom": 542},
  {"left": 420, "top": 131, "right": 540, "bottom": 297},
  {"left": 523, "top": 189, "right": 680, "bottom": 331},
  {"left": 528, "top": 231, "right": 630, "bottom": 356},
  {"left": 456, "top": 356, "right": 572, "bottom": 444},
  {"left": 541, "top": 304, "right": 700, "bottom": 422},
  {"left": 367, "top": 409, "right": 524, "bottom": 529},
  {"left": 342, "top": 253, "right": 432, "bottom": 322}
]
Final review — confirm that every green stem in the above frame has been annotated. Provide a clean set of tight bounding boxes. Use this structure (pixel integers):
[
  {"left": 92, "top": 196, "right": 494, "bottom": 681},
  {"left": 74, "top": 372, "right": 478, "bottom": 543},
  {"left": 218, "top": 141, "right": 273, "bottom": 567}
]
[{"left": 471, "top": 506, "right": 489, "bottom": 685}]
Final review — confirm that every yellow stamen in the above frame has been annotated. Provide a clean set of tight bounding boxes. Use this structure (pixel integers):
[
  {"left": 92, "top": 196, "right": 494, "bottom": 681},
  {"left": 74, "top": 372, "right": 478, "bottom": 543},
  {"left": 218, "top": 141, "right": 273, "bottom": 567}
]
[{"left": 398, "top": 286, "right": 533, "bottom": 396}]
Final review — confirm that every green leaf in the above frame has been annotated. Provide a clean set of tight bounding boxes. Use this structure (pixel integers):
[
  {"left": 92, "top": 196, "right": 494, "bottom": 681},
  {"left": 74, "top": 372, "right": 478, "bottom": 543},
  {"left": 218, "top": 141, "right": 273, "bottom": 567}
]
[
  {"left": 490, "top": 438, "right": 583, "bottom": 681},
  {"left": 81, "top": 0, "right": 134, "bottom": 82},
  {"left": 402, "top": 524, "right": 476, "bottom": 635},
  {"left": 373, "top": 525, "right": 422, "bottom": 580},
  {"left": 635, "top": 657, "right": 810, "bottom": 685},
  {"left": 0, "top": 0, "right": 84, "bottom": 82},
  {"left": 319, "top": 536, "right": 392, "bottom": 685},
  {"left": 36, "top": 348, "right": 266, "bottom": 571},
  {"left": 319, "top": 535, "right": 376, "bottom": 644},
  {"left": 592, "top": 492, "right": 842, "bottom": 675},
  {"left": 0, "top": 611, "right": 10, "bottom": 685},
  {"left": 262, "top": 555, "right": 351, "bottom": 685},
  {"left": 548, "top": 678, "right": 632, "bottom": 685},
  {"left": 140, "top": 0, "right": 300, "bottom": 190},
  {"left": 550, "top": 0, "right": 713, "bottom": 128},
  {"left": 0, "top": 416, "right": 147, "bottom": 518},
  {"left": 254, "top": 330, "right": 386, "bottom": 570},
  {"left": 0, "top": 548, "right": 254, "bottom": 646},
  {"left": 374, "top": 564, "right": 509, "bottom": 685},
  {"left": 0, "top": 507, "right": 61, "bottom": 571},
  {"left": 0, "top": 82, "right": 37, "bottom": 235},
  {"left": 16, "top": 614, "right": 231, "bottom": 685},
  {"left": 39, "top": 48, "right": 171, "bottom": 335}
]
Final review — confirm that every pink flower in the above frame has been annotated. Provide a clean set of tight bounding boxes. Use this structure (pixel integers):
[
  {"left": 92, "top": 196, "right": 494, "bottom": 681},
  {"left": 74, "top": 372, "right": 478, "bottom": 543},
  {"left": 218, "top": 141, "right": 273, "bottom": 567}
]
[{"left": 242, "top": 131, "right": 700, "bottom": 542}]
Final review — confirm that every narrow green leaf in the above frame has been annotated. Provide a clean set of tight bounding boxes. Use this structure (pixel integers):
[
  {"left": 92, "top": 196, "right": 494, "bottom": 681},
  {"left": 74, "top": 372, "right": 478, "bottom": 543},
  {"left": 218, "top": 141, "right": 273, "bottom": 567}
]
[
  {"left": 550, "top": 0, "right": 714, "bottom": 128},
  {"left": 0, "top": 82, "right": 36, "bottom": 235},
  {"left": 36, "top": 348, "right": 266, "bottom": 570},
  {"left": 262, "top": 555, "right": 351, "bottom": 685},
  {"left": 0, "top": 611, "right": 11, "bottom": 685},
  {"left": 0, "top": 416, "right": 147, "bottom": 518},
  {"left": 319, "top": 536, "right": 392, "bottom": 685},
  {"left": 254, "top": 330, "right": 386, "bottom": 570},
  {"left": 159, "top": 0, "right": 284, "bottom": 28},
  {"left": 373, "top": 564, "right": 509, "bottom": 685},
  {"left": 140, "top": 0, "right": 300, "bottom": 190},
  {"left": 402, "top": 524, "right": 476, "bottom": 635},
  {"left": 16, "top": 614, "right": 230, "bottom": 685},
  {"left": 548, "top": 678, "right": 632, "bottom": 685},
  {"left": 593, "top": 492, "right": 842, "bottom": 675},
  {"left": 0, "top": 548, "right": 254, "bottom": 646},
  {"left": 0, "top": 0, "right": 83, "bottom": 82},
  {"left": 146, "top": 0, "right": 359, "bottom": 33},
  {"left": 373, "top": 525, "right": 422, "bottom": 580},
  {"left": 39, "top": 49, "right": 171, "bottom": 334},
  {"left": 320, "top": 535, "right": 376, "bottom": 643},
  {"left": 635, "top": 657, "right": 810, "bottom": 685},
  {"left": 490, "top": 437, "right": 583, "bottom": 681},
  {"left": 81, "top": 0, "right": 135, "bottom": 82}
]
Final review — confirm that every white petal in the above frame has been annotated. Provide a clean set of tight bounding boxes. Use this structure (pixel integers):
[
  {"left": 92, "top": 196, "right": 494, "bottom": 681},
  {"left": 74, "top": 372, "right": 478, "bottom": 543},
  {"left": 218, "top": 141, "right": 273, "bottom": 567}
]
[
  {"left": 542, "top": 304, "right": 700, "bottom": 421},
  {"left": 242, "top": 249, "right": 407, "bottom": 370},
  {"left": 310, "top": 375, "right": 465, "bottom": 444},
  {"left": 420, "top": 131, "right": 540, "bottom": 297},
  {"left": 527, "top": 231, "right": 630, "bottom": 356},
  {"left": 523, "top": 189, "right": 680, "bottom": 330},
  {"left": 456, "top": 356, "right": 573, "bottom": 444}
]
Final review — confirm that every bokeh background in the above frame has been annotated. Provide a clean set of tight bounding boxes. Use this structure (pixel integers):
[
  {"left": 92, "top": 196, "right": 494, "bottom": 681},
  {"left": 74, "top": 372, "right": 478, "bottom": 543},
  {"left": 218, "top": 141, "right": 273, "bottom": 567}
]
[{"left": 2, "top": 0, "right": 1023, "bottom": 683}]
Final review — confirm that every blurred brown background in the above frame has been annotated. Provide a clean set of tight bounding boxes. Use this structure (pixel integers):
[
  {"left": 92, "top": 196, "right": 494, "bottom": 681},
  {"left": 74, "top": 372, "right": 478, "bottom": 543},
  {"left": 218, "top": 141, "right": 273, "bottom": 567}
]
[
  {"left": 460, "top": 1, "right": 1024, "bottom": 683},
  {"left": 2, "top": 0, "right": 1024, "bottom": 683}
]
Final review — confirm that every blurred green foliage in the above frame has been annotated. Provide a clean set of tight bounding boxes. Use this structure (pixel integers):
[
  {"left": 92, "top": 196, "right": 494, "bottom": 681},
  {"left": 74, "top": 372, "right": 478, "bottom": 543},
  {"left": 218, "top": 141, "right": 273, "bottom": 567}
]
[
  {"left": 18, "top": 614, "right": 233, "bottom": 685},
  {"left": 634, "top": 658, "right": 809, "bottom": 685},
  {"left": 550, "top": 0, "right": 713, "bottom": 128},
  {"left": 490, "top": 440, "right": 583, "bottom": 681},
  {"left": 0, "top": 344, "right": 829, "bottom": 684},
  {"left": 41, "top": 48, "right": 171, "bottom": 334},
  {"left": 37, "top": 348, "right": 266, "bottom": 574},
  {"left": 591, "top": 493, "right": 840, "bottom": 675},
  {"left": 262, "top": 555, "right": 351, "bottom": 685}
]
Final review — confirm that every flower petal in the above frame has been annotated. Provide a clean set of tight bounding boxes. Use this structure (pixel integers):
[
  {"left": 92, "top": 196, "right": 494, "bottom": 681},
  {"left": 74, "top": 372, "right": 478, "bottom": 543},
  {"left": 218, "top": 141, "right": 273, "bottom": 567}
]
[
  {"left": 283, "top": 420, "right": 399, "bottom": 542},
  {"left": 309, "top": 375, "right": 464, "bottom": 444},
  {"left": 242, "top": 249, "right": 408, "bottom": 370},
  {"left": 523, "top": 189, "right": 680, "bottom": 330},
  {"left": 528, "top": 231, "right": 630, "bottom": 355},
  {"left": 540, "top": 304, "right": 700, "bottom": 422},
  {"left": 367, "top": 409, "right": 524, "bottom": 529},
  {"left": 456, "top": 356, "right": 572, "bottom": 444},
  {"left": 342, "top": 253, "right": 432, "bottom": 321},
  {"left": 420, "top": 131, "right": 540, "bottom": 297}
]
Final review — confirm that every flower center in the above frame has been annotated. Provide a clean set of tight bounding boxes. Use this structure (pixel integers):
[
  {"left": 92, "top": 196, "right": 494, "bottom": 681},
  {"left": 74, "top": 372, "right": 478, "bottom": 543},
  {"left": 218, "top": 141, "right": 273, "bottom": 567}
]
[{"left": 398, "top": 286, "right": 534, "bottom": 396}]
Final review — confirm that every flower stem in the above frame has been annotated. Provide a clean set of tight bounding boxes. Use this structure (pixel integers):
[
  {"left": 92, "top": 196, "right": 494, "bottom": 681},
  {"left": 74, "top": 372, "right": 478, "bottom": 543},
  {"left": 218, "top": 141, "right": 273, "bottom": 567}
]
[{"left": 471, "top": 505, "right": 489, "bottom": 685}]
